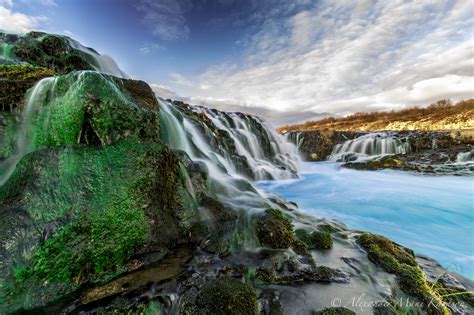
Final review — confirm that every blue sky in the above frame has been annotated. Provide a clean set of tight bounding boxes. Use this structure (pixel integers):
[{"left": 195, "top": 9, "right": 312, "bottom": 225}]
[{"left": 1, "top": 0, "right": 473, "bottom": 124}]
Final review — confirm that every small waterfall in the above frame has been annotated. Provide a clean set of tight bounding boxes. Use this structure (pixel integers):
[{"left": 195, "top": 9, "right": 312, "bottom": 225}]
[
  {"left": 329, "top": 132, "right": 411, "bottom": 162},
  {"left": 0, "top": 77, "right": 58, "bottom": 186},
  {"left": 284, "top": 131, "right": 304, "bottom": 149},
  {"left": 65, "top": 37, "right": 128, "bottom": 78},
  {"left": 456, "top": 151, "right": 473, "bottom": 163}
]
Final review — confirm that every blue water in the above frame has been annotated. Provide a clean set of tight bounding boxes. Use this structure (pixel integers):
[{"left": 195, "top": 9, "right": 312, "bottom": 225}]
[{"left": 257, "top": 162, "right": 474, "bottom": 279}]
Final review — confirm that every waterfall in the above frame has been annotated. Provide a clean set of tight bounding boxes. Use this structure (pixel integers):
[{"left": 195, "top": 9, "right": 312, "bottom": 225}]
[
  {"left": 456, "top": 151, "right": 473, "bottom": 163},
  {"left": 157, "top": 99, "right": 300, "bottom": 205},
  {"left": 329, "top": 132, "right": 411, "bottom": 162},
  {"left": 284, "top": 131, "right": 304, "bottom": 149},
  {"left": 0, "top": 77, "right": 58, "bottom": 186},
  {"left": 65, "top": 37, "right": 128, "bottom": 78}
]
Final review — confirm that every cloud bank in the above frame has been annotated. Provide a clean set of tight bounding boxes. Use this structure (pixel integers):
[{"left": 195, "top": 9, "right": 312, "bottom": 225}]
[{"left": 165, "top": 0, "right": 474, "bottom": 123}]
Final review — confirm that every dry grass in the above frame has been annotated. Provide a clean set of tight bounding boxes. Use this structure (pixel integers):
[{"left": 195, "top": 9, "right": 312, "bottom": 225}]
[{"left": 277, "top": 99, "right": 474, "bottom": 133}]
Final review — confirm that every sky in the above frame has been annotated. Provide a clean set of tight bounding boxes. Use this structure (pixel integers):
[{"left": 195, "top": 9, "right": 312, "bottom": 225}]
[{"left": 1, "top": 0, "right": 473, "bottom": 125}]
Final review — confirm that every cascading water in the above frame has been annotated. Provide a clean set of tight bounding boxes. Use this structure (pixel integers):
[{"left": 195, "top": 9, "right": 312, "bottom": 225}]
[
  {"left": 66, "top": 37, "right": 128, "bottom": 78},
  {"left": 0, "top": 70, "right": 137, "bottom": 187},
  {"left": 0, "top": 77, "right": 58, "bottom": 186},
  {"left": 329, "top": 132, "right": 411, "bottom": 162},
  {"left": 284, "top": 131, "right": 304, "bottom": 149},
  {"left": 456, "top": 150, "right": 473, "bottom": 163},
  {"left": 157, "top": 99, "right": 300, "bottom": 208}
]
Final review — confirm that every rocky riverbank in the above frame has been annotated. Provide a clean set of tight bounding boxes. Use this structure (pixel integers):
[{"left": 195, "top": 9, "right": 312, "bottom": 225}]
[
  {"left": 1, "top": 31, "right": 473, "bottom": 314},
  {"left": 285, "top": 130, "right": 474, "bottom": 175}
]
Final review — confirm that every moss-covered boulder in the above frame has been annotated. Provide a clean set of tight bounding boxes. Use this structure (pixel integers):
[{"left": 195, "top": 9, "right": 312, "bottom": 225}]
[
  {"left": 357, "top": 233, "right": 448, "bottom": 314},
  {"left": 17, "top": 71, "right": 158, "bottom": 152},
  {"left": 0, "top": 71, "right": 201, "bottom": 312},
  {"left": 194, "top": 277, "right": 258, "bottom": 315},
  {"left": 256, "top": 208, "right": 296, "bottom": 249},
  {"left": 0, "top": 32, "right": 103, "bottom": 75},
  {"left": 295, "top": 229, "right": 333, "bottom": 249}
]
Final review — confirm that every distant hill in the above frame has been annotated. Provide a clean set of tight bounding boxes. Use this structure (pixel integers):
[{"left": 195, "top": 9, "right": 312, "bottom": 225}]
[{"left": 277, "top": 99, "right": 474, "bottom": 133}]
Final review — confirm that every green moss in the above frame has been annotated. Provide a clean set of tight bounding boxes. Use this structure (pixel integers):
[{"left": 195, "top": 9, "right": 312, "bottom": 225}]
[
  {"left": 0, "top": 64, "right": 57, "bottom": 111},
  {"left": 431, "top": 281, "right": 474, "bottom": 307},
  {"left": 314, "top": 266, "right": 334, "bottom": 282},
  {"left": 0, "top": 64, "right": 56, "bottom": 81},
  {"left": 357, "top": 233, "right": 416, "bottom": 270},
  {"left": 195, "top": 277, "right": 258, "bottom": 315},
  {"left": 20, "top": 71, "right": 158, "bottom": 151},
  {"left": 255, "top": 267, "right": 275, "bottom": 284},
  {"left": 314, "top": 307, "right": 356, "bottom": 315},
  {"left": 318, "top": 223, "right": 339, "bottom": 233},
  {"left": 0, "top": 112, "right": 19, "bottom": 158},
  {"left": 311, "top": 231, "right": 333, "bottom": 249},
  {"left": 11, "top": 139, "right": 154, "bottom": 283},
  {"left": 256, "top": 208, "right": 296, "bottom": 249},
  {"left": 295, "top": 229, "right": 313, "bottom": 246},
  {"left": 295, "top": 228, "right": 333, "bottom": 250},
  {"left": 7, "top": 32, "right": 97, "bottom": 74},
  {"left": 357, "top": 233, "right": 448, "bottom": 313}
]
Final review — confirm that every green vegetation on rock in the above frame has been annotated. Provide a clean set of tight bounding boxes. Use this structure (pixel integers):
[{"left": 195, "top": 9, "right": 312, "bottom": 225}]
[
  {"left": 195, "top": 277, "right": 258, "bottom": 315},
  {"left": 2, "top": 32, "right": 95, "bottom": 74},
  {"left": 256, "top": 208, "right": 296, "bottom": 249},
  {"left": 357, "top": 233, "right": 449, "bottom": 314},
  {"left": 295, "top": 228, "right": 333, "bottom": 249},
  {"left": 0, "top": 64, "right": 56, "bottom": 111}
]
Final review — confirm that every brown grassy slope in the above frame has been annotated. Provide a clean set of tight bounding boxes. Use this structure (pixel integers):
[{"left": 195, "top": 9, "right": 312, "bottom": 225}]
[{"left": 277, "top": 99, "right": 474, "bottom": 133}]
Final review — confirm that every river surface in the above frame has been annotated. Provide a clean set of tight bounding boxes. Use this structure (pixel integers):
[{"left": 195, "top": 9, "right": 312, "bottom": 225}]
[{"left": 257, "top": 162, "right": 474, "bottom": 279}]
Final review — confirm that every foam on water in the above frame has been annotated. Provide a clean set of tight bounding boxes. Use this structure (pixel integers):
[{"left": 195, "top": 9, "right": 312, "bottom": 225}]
[
  {"left": 258, "top": 162, "right": 474, "bottom": 279},
  {"left": 329, "top": 132, "right": 411, "bottom": 162}
]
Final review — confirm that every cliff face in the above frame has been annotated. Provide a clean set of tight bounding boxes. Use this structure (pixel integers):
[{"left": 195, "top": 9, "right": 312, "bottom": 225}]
[{"left": 1, "top": 32, "right": 472, "bottom": 314}]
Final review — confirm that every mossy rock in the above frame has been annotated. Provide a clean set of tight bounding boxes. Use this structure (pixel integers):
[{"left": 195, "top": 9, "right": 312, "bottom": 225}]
[
  {"left": 194, "top": 277, "right": 258, "bottom": 315},
  {"left": 318, "top": 223, "right": 340, "bottom": 233},
  {"left": 3, "top": 32, "right": 97, "bottom": 74},
  {"left": 0, "top": 71, "right": 197, "bottom": 312},
  {"left": 18, "top": 71, "right": 158, "bottom": 151},
  {"left": 296, "top": 229, "right": 333, "bottom": 250},
  {"left": 311, "top": 231, "right": 333, "bottom": 249},
  {"left": 256, "top": 208, "right": 296, "bottom": 249},
  {"left": 255, "top": 267, "right": 275, "bottom": 284},
  {"left": 357, "top": 233, "right": 448, "bottom": 314},
  {"left": 314, "top": 307, "right": 356, "bottom": 315},
  {"left": 0, "top": 64, "right": 56, "bottom": 111}
]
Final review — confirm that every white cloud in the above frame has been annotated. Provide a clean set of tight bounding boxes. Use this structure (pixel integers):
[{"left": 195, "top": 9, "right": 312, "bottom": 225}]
[
  {"left": 169, "top": 0, "right": 474, "bottom": 123},
  {"left": 136, "top": 0, "right": 190, "bottom": 41},
  {"left": 139, "top": 42, "right": 165, "bottom": 55},
  {"left": 0, "top": 5, "right": 47, "bottom": 34}
]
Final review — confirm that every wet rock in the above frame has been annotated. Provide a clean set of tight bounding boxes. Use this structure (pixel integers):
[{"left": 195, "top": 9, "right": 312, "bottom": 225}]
[
  {"left": 357, "top": 233, "right": 448, "bottom": 314},
  {"left": 0, "top": 64, "right": 56, "bottom": 111},
  {"left": 256, "top": 208, "right": 296, "bottom": 249},
  {"left": 181, "top": 277, "right": 258, "bottom": 315},
  {"left": 438, "top": 273, "right": 466, "bottom": 290}
]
